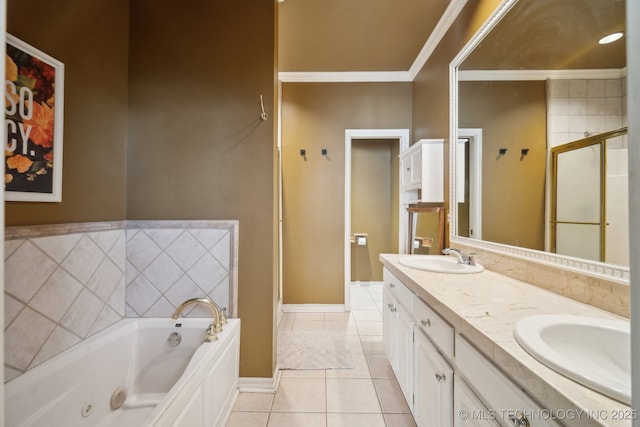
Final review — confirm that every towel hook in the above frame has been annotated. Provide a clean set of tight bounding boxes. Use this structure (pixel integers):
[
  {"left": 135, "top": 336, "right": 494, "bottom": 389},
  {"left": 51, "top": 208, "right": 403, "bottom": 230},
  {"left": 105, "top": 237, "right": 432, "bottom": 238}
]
[{"left": 260, "top": 94, "right": 268, "bottom": 121}]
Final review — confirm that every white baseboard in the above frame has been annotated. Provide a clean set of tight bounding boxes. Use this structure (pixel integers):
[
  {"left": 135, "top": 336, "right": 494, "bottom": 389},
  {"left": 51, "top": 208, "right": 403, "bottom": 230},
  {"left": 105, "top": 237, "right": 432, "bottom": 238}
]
[
  {"left": 238, "top": 367, "right": 282, "bottom": 393},
  {"left": 282, "top": 304, "right": 345, "bottom": 313}
]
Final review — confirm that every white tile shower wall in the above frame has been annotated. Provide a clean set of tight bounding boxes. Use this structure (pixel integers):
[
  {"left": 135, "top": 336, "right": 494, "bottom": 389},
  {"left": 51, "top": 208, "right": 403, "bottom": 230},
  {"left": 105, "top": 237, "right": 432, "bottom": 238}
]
[
  {"left": 547, "top": 77, "right": 627, "bottom": 147},
  {"left": 4, "top": 220, "right": 238, "bottom": 383},
  {"left": 4, "top": 223, "right": 126, "bottom": 381},
  {"left": 124, "top": 221, "right": 238, "bottom": 320}
]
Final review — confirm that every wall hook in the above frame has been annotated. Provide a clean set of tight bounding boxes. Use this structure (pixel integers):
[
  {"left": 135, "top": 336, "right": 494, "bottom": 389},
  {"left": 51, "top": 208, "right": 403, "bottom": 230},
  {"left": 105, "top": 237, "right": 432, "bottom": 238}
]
[
  {"left": 520, "top": 148, "right": 529, "bottom": 160},
  {"left": 499, "top": 148, "right": 507, "bottom": 155},
  {"left": 300, "top": 149, "right": 307, "bottom": 160},
  {"left": 259, "top": 94, "right": 268, "bottom": 121}
]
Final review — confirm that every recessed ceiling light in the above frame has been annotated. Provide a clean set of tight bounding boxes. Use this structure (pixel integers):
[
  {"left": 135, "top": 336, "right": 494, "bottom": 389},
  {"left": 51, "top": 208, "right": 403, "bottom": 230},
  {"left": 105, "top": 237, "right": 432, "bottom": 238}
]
[{"left": 598, "top": 32, "right": 624, "bottom": 44}]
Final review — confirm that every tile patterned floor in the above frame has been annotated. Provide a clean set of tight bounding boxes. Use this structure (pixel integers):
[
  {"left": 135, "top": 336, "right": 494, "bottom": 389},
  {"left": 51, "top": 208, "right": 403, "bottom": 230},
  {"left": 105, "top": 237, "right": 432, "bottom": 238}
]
[{"left": 226, "top": 282, "right": 417, "bottom": 427}]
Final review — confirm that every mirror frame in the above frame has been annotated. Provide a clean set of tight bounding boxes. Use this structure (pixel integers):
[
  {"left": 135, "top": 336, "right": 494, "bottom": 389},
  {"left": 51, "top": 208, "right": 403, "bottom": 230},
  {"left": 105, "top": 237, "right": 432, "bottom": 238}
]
[{"left": 448, "top": 0, "right": 630, "bottom": 285}]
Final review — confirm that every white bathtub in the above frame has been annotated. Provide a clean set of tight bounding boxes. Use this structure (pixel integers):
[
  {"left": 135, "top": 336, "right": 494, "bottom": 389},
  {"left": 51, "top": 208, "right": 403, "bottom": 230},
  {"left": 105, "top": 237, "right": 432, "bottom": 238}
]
[{"left": 5, "top": 317, "right": 240, "bottom": 427}]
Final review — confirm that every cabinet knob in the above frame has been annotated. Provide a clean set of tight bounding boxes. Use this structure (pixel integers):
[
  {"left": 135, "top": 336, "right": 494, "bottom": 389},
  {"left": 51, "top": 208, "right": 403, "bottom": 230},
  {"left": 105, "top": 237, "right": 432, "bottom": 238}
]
[
  {"left": 435, "top": 373, "right": 446, "bottom": 382},
  {"left": 421, "top": 319, "right": 431, "bottom": 327},
  {"left": 509, "top": 412, "right": 530, "bottom": 427}
]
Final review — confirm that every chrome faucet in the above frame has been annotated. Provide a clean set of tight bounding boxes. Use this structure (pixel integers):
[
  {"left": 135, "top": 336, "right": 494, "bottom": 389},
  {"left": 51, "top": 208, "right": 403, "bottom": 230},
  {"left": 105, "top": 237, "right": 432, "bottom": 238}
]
[
  {"left": 171, "top": 298, "right": 227, "bottom": 342},
  {"left": 442, "top": 248, "right": 477, "bottom": 266}
]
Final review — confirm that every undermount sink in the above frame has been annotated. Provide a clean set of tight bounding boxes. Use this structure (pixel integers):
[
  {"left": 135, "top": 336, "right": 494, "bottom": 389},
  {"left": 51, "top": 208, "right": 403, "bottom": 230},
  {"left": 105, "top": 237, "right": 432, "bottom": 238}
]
[
  {"left": 514, "top": 314, "right": 630, "bottom": 405},
  {"left": 398, "top": 255, "right": 484, "bottom": 274}
]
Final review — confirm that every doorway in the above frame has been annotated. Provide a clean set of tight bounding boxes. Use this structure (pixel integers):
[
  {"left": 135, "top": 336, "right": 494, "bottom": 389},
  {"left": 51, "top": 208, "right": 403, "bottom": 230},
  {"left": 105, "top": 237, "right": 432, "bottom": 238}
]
[{"left": 344, "top": 129, "right": 410, "bottom": 311}]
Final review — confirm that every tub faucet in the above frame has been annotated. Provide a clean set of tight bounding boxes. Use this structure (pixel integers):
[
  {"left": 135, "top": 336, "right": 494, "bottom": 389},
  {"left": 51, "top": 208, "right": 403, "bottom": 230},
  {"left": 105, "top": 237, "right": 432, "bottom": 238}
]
[
  {"left": 442, "top": 248, "right": 477, "bottom": 266},
  {"left": 171, "top": 298, "right": 227, "bottom": 342}
]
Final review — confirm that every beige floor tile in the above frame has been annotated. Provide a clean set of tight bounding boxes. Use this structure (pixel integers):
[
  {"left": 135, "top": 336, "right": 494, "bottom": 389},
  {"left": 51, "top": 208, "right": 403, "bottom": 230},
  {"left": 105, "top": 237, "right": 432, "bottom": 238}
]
[
  {"left": 225, "top": 411, "right": 269, "bottom": 427},
  {"left": 325, "top": 319, "right": 359, "bottom": 335},
  {"left": 373, "top": 378, "right": 411, "bottom": 413},
  {"left": 326, "top": 378, "right": 381, "bottom": 413},
  {"left": 277, "top": 313, "right": 295, "bottom": 331},
  {"left": 267, "top": 412, "right": 326, "bottom": 427},
  {"left": 343, "top": 335, "right": 364, "bottom": 353},
  {"left": 366, "top": 353, "right": 395, "bottom": 378},
  {"left": 327, "top": 412, "right": 386, "bottom": 427},
  {"left": 357, "top": 321, "right": 383, "bottom": 336},
  {"left": 383, "top": 413, "right": 418, "bottom": 426},
  {"left": 271, "top": 378, "right": 326, "bottom": 413},
  {"left": 325, "top": 352, "right": 370, "bottom": 378},
  {"left": 280, "top": 369, "right": 325, "bottom": 379},
  {"left": 292, "top": 320, "right": 324, "bottom": 331},
  {"left": 294, "top": 312, "right": 324, "bottom": 321},
  {"left": 353, "top": 310, "right": 383, "bottom": 322},
  {"left": 324, "top": 312, "right": 354, "bottom": 321},
  {"left": 232, "top": 392, "right": 274, "bottom": 412},
  {"left": 361, "top": 336, "right": 385, "bottom": 354}
]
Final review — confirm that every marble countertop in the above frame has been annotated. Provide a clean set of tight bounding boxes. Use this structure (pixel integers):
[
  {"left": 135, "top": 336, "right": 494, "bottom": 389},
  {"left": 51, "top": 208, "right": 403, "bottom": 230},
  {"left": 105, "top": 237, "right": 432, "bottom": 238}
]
[{"left": 380, "top": 254, "right": 632, "bottom": 427}]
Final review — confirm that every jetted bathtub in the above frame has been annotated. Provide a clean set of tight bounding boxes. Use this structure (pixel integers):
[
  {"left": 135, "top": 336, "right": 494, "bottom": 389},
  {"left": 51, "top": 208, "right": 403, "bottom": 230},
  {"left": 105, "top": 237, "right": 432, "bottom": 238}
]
[{"left": 5, "top": 317, "right": 241, "bottom": 427}]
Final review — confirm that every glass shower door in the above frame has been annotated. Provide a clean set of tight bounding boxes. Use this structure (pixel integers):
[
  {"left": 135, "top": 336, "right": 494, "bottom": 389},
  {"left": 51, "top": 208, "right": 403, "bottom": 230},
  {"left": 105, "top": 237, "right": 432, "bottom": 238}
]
[{"left": 551, "top": 128, "right": 628, "bottom": 263}]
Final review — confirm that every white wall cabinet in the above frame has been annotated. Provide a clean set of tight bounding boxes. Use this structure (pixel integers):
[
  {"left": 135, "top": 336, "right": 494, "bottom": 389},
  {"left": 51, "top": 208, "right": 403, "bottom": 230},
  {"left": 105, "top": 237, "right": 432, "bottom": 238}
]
[
  {"left": 383, "top": 267, "right": 562, "bottom": 427},
  {"left": 400, "top": 139, "right": 444, "bottom": 202},
  {"left": 413, "top": 328, "right": 453, "bottom": 427}
]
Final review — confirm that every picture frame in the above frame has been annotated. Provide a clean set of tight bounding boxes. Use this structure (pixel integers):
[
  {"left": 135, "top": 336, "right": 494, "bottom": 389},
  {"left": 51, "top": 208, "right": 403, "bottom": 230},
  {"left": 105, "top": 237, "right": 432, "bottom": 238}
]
[{"left": 5, "top": 34, "right": 64, "bottom": 202}]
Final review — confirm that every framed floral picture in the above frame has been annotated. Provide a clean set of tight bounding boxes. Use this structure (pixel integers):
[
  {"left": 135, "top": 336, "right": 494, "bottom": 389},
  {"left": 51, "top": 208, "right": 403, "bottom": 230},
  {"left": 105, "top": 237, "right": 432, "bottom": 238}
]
[{"left": 5, "top": 34, "right": 64, "bottom": 202}]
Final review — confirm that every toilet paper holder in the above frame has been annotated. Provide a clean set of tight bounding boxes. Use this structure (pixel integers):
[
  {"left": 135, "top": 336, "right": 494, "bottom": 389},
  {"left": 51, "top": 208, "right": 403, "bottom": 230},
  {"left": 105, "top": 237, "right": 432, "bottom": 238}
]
[{"left": 351, "top": 233, "right": 368, "bottom": 246}]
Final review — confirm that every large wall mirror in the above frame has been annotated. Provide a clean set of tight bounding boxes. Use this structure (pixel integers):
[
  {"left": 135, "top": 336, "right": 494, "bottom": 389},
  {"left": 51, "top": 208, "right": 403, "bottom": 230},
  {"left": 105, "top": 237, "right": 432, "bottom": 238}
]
[{"left": 449, "top": 0, "right": 629, "bottom": 282}]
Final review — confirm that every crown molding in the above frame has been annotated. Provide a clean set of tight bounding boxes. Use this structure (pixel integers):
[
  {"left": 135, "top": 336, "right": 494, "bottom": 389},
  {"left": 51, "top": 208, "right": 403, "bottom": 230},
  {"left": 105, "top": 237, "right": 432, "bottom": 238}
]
[
  {"left": 278, "top": 0, "right": 468, "bottom": 83},
  {"left": 458, "top": 68, "right": 628, "bottom": 81},
  {"left": 278, "top": 71, "right": 412, "bottom": 83},
  {"left": 408, "top": 0, "right": 469, "bottom": 79}
]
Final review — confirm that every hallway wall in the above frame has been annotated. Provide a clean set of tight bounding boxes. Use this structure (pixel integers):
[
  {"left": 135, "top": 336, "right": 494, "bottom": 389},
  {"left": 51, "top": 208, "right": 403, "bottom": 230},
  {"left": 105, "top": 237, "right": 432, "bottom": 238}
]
[{"left": 281, "top": 82, "right": 411, "bottom": 304}]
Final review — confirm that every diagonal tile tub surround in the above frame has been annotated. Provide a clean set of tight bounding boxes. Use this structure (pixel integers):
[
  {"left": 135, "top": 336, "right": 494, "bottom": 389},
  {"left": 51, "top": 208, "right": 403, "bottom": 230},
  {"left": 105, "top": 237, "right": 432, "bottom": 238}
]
[{"left": 4, "top": 220, "right": 238, "bottom": 382}]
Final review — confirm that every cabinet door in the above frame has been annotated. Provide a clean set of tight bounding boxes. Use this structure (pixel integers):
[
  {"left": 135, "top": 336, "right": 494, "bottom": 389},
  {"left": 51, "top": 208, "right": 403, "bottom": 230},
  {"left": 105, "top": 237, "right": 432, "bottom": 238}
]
[
  {"left": 395, "top": 304, "right": 414, "bottom": 407},
  {"left": 383, "top": 287, "right": 396, "bottom": 365},
  {"left": 413, "top": 329, "right": 453, "bottom": 427},
  {"left": 454, "top": 377, "right": 500, "bottom": 427},
  {"left": 401, "top": 154, "right": 414, "bottom": 190}
]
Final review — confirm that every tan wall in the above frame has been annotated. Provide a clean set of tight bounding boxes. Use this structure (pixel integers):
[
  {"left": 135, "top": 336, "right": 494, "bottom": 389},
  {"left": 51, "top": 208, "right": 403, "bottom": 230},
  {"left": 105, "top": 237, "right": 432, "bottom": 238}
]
[
  {"left": 459, "top": 81, "right": 547, "bottom": 250},
  {"left": 411, "top": 0, "right": 503, "bottom": 244},
  {"left": 351, "top": 139, "right": 399, "bottom": 282},
  {"left": 126, "top": 0, "right": 277, "bottom": 378},
  {"left": 6, "top": 0, "right": 276, "bottom": 379},
  {"left": 6, "top": 0, "right": 130, "bottom": 225},
  {"left": 281, "top": 82, "right": 411, "bottom": 304}
]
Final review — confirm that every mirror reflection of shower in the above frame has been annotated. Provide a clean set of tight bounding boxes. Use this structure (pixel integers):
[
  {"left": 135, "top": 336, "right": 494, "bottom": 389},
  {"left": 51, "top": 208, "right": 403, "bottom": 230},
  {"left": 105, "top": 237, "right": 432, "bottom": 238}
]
[{"left": 550, "top": 128, "right": 628, "bottom": 266}]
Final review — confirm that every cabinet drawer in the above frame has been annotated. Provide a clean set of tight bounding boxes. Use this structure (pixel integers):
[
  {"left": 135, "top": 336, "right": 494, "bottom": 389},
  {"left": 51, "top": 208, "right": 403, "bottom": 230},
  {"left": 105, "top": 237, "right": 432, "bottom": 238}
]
[
  {"left": 455, "top": 335, "right": 561, "bottom": 427},
  {"left": 383, "top": 269, "right": 413, "bottom": 312},
  {"left": 413, "top": 296, "right": 454, "bottom": 360}
]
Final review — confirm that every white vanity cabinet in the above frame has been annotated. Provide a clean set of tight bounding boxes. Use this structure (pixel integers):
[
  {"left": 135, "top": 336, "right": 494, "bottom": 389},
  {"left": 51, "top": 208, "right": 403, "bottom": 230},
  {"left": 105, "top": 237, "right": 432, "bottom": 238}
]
[
  {"left": 413, "top": 327, "right": 454, "bottom": 427},
  {"left": 383, "top": 270, "right": 414, "bottom": 406},
  {"left": 454, "top": 376, "right": 499, "bottom": 427},
  {"left": 456, "top": 335, "right": 562, "bottom": 427},
  {"left": 382, "top": 266, "right": 562, "bottom": 427},
  {"left": 400, "top": 139, "right": 444, "bottom": 202}
]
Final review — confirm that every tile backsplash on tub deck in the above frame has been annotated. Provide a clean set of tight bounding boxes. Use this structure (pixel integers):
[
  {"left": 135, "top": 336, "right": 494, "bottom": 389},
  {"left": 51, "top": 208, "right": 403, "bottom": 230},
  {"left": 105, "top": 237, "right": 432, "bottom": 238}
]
[{"left": 4, "top": 220, "right": 238, "bottom": 382}]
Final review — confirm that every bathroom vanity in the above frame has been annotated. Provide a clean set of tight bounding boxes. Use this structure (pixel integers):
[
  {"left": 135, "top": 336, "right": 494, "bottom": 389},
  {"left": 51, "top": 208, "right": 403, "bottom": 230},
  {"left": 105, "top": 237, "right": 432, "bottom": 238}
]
[{"left": 380, "top": 254, "right": 631, "bottom": 427}]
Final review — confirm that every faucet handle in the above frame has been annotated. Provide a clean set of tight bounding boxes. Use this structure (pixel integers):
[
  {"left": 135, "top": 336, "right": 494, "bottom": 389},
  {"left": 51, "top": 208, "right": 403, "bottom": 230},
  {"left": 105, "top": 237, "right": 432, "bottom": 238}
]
[
  {"left": 467, "top": 253, "right": 478, "bottom": 266},
  {"left": 205, "top": 324, "right": 219, "bottom": 342}
]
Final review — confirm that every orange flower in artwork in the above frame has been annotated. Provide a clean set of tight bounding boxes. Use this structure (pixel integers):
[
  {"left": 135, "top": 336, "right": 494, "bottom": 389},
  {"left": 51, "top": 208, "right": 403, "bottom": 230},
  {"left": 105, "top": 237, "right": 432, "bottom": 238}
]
[
  {"left": 23, "top": 101, "right": 55, "bottom": 148},
  {"left": 7, "top": 154, "right": 34, "bottom": 173},
  {"left": 6, "top": 55, "right": 18, "bottom": 81}
]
